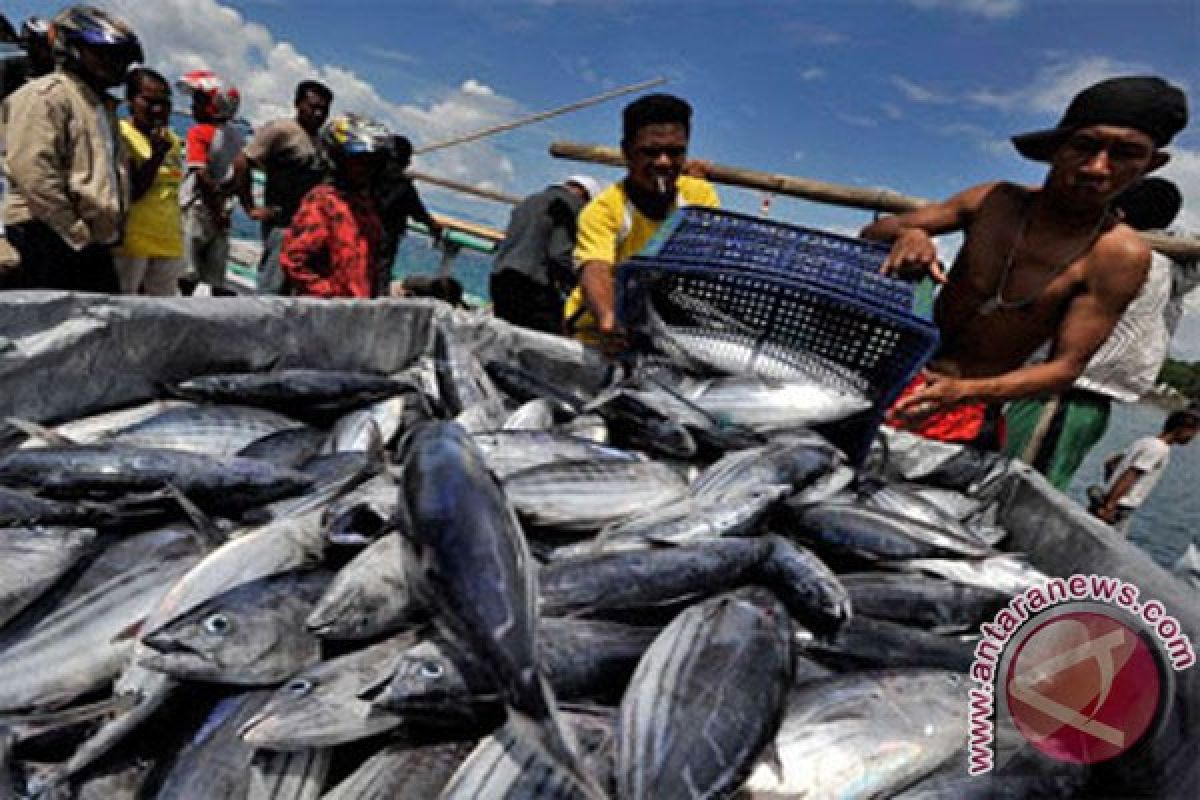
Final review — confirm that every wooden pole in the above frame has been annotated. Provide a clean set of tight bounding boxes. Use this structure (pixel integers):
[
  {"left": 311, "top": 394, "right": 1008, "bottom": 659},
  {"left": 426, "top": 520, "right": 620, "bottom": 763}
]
[
  {"left": 407, "top": 170, "right": 521, "bottom": 206},
  {"left": 549, "top": 140, "right": 1200, "bottom": 258},
  {"left": 413, "top": 76, "right": 666, "bottom": 156},
  {"left": 429, "top": 213, "right": 505, "bottom": 244}
]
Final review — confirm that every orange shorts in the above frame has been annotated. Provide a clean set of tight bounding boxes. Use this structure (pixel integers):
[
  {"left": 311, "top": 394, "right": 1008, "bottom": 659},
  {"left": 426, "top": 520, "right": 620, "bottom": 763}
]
[{"left": 885, "top": 373, "right": 1006, "bottom": 450}]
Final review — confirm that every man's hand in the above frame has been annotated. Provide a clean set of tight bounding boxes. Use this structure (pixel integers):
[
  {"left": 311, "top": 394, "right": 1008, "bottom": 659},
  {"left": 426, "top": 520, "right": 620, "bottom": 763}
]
[
  {"left": 248, "top": 206, "right": 279, "bottom": 223},
  {"left": 149, "top": 131, "right": 172, "bottom": 161},
  {"left": 890, "top": 370, "right": 969, "bottom": 422},
  {"left": 1094, "top": 504, "right": 1120, "bottom": 524},
  {"left": 881, "top": 228, "right": 947, "bottom": 283}
]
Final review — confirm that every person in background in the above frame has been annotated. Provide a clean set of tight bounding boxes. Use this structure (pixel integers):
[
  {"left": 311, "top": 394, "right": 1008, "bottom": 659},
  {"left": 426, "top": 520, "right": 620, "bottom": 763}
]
[
  {"left": 178, "top": 70, "right": 243, "bottom": 296},
  {"left": 1005, "top": 178, "right": 1190, "bottom": 488},
  {"left": 1088, "top": 406, "right": 1200, "bottom": 535},
  {"left": 280, "top": 113, "right": 389, "bottom": 298},
  {"left": 861, "top": 76, "right": 1187, "bottom": 450},
  {"left": 373, "top": 134, "right": 442, "bottom": 295},
  {"left": 491, "top": 174, "right": 601, "bottom": 334},
  {"left": 565, "top": 93, "right": 719, "bottom": 348},
  {"left": 395, "top": 273, "right": 468, "bottom": 308},
  {"left": 112, "top": 67, "right": 185, "bottom": 295},
  {"left": 1, "top": 5, "right": 140, "bottom": 292},
  {"left": 18, "top": 17, "right": 55, "bottom": 80},
  {"left": 233, "top": 79, "right": 332, "bottom": 295}
]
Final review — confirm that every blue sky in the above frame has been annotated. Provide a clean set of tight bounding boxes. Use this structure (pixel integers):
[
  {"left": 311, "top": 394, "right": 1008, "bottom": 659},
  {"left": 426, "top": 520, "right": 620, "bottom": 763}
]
[{"left": 9, "top": 0, "right": 1200, "bottom": 353}]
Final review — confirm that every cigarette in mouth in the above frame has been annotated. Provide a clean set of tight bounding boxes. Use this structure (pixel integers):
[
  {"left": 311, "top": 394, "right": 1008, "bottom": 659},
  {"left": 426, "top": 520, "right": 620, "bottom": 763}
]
[{"left": 655, "top": 176, "right": 668, "bottom": 195}]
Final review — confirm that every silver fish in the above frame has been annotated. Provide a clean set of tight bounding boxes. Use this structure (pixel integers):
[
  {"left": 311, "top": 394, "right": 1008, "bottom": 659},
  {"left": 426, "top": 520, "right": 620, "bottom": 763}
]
[
  {"left": 472, "top": 431, "right": 641, "bottom": 481},
  {"left": 141, "top": 569, "right": 330, "bottom": 685},
  {"left": 690, "top": 432, "right": 842, "bottom": 500},
  {"left": 684, "top": 373, "right": 872, "bottom": 430},
  {"left": 14, "top": 400, "right": 191, "bottom": 449},
  {"left": 841, "top": 571, "right": 1010, "bottom": 633},
  {"left": 307, "top": 532, "right": 422, "bottom": 640},
  {"left": 504, "top": 398, "right": 562, "bottom": 431},
  {"left": 896, "top": 554, "right": 1051, "bottom": 596},
  {"left": 440, "top": 718, "right": 599, "bottom": 800},
  {"left": 0, "top": 552, "right": 199, "bottom": 712},
  {"left": 783, "top": 503, "right": 994, "bottom": 564},
  {"left": 435, "top": 333, "right": 505, "bottom": 416},
  {"left": 618, "top": 587, "right": 793, "bottom": 800},
  {"left": 0, "top": 526, "right": 98, "bottom": 629},
  {"left": 741, "top": 669, "right": 968, "bottom": 799},
  {"left": 321, "top": 471, "right": 402, "bottom": 546},
  {"left": 0, "top": 445, "right": 314, "bottom": 513},
  {"left": 247, "top": 746, "right": 331, "bottom": 800},
  {"left": 157, "top": 690, "right": 272, "bottom": 800},
  {"left": 171, "top": 369, "right": 404, "bottom": 415},
  {"left": 503, "top": 459, "right": 688, "bottom": 533},
  {"left": 239, "top": 634, "right": 412, "bottom": 750},
  {"left": 108, "top": 404, "right": 309, "bottom": 457},
  {"left": 321, "top": 739, "right": 474, "bottom": 800}
]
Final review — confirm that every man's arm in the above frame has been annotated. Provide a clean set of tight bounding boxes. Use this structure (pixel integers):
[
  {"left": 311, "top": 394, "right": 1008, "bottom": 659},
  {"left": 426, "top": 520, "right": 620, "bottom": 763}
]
[
  {"left": 230, "top": 142, "right": 274, "bottom": 224},
  {"left": 860, "top": 182, "right": 997, "bottom": 283},
  {"left": 578, "top": 259, "right": 617, "bottom": 332},
  {"left": 405, "top": 184, "right": 442, "bottom": 241},
  {"left": 1096, "top": 466, "right": 1143, "bottom": 523},
  {"left": 3, "top": 87, "right": 90, "bottom": 249},
  {"left": 129, "top": 130, "right": 172, "bottom": 202},
  {"left": 893, "top": 228, "right": 1151, "bottom": 418}
]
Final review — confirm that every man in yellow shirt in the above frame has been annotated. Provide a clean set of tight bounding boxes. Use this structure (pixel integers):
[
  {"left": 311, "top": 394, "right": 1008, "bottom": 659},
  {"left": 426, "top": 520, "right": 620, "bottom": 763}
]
[
  {"left": 565, "top": 93, "right": 718, "bottom": 347},
  {"left": 113, "top": 66, "right": 185, "bottom": 295}
]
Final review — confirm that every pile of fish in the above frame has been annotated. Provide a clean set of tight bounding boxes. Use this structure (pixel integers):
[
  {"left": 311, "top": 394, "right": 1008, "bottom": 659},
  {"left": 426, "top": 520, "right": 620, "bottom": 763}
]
[{"left": 0, "top": 328, "right": 1083, "bottom": 799}]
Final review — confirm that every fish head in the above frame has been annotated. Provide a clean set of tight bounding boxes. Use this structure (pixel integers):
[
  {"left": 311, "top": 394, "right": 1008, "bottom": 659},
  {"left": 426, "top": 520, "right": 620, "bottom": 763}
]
[
  {"left": 374, "top": 637, "right": 496, "bottom": 720},
  {"left": 140, "top": 596, "right": 318, "bottom": 684}
]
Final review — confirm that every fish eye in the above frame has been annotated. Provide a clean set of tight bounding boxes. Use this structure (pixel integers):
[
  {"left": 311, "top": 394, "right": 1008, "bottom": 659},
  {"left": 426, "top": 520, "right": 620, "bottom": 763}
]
[
  {"left": 203, "top": 613, "right": 232, "bottom": 635},
  {"left": 419, "top": 660, "right": 444, "bottom": 679},
  {"left": 286, "top": 678, "right": 313, "bottom": 695}
]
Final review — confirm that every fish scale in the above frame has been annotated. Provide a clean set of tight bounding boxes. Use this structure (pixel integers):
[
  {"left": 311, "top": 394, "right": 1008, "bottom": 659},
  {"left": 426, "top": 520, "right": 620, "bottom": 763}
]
[{"left": 108, "top": 405, "right": 309, "bottom": 457}]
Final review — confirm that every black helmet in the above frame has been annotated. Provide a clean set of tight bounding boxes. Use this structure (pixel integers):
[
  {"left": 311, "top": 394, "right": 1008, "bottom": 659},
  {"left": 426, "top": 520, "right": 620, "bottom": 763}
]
[
  {"left": 321, "top": 113, "right": 393, "bottom": 160},
  {"left": 50, "top": 6, "right": 142, "bottom": 74}
]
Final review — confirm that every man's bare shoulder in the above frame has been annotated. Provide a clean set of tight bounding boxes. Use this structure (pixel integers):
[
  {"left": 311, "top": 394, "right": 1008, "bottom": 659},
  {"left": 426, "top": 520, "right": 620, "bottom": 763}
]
[{"left": 1088, "top": 222, "right": 1152, "bottom": 294}]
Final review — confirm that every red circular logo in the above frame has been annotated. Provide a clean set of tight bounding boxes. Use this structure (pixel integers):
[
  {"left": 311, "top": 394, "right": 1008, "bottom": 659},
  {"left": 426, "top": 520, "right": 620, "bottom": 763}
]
[{"left": 1006, "top": 611, "right": 1162, "bottom": 764}]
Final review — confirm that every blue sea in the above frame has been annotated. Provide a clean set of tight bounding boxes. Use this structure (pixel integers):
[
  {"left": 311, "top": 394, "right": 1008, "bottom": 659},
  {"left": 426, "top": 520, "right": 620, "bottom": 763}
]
[{"left": 1067, "top": 401, "right": 1198, "bottom": 571}]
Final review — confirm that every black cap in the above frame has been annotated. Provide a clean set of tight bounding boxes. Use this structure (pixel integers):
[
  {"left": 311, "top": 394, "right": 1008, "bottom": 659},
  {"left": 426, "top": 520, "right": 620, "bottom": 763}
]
[{"left": 1011, "top": 76, "right": 1188, "bottom": 162}]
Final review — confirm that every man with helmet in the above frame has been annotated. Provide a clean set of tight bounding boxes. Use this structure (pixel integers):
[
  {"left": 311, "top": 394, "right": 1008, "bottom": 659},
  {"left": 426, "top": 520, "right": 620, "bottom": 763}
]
[
  {"left": 233, "top": 79, "right": 333, "bottom": 295},
  {"left": 279, "top": 113, "right": 390, "bottom": 298},
  {"left": 178, "top": 69, "right": 244, "bottom": 295},
  {"left": 0, "top": 5, "right": 140, "bottom": 291}
]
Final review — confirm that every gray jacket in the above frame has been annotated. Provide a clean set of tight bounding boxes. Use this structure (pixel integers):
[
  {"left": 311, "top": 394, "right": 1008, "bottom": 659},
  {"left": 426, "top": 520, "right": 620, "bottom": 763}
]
[{"left": 491, "top": 184, "right": 584, "bottom": 290}]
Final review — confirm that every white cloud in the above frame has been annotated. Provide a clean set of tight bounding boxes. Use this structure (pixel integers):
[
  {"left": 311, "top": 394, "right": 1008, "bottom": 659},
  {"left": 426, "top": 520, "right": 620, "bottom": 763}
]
[
  {"left": 966, "top": 55, "right": 1151, "bottom": 114},
  {"left": 799, "top": 67, "right": 826, "bottom": 82},
  {"left": 906, "top": 0, "right": 1023, "bottom": 20},
  {"left": 890, "top": 76, "right": 950, "bottom": 105},
  {"left": 881, "top": 102, "right": 904, "bottom": 121},
  {"left": 101, "top": 0, "right": 527, "bottom": 216},
  {"left": 938, "top": 122, "right": 1010, "bottom": 157},
  {"left": 1160, "top": 146, "right": 1200, "bottom": 237}
]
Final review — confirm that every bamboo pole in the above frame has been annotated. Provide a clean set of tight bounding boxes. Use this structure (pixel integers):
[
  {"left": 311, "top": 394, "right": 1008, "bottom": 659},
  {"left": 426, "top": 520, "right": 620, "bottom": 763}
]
[
  {"left": 549, "top": 140, "right": 1200, "bottom": 258},
  {"left": 429, "top": 212, "right": 505, "bottom": 244},
  {"left": 413, "top": 77, "right": 666, "bottom": 156},
  {"left": 407, "top": 170, "right": 521, "bottom": 206}
]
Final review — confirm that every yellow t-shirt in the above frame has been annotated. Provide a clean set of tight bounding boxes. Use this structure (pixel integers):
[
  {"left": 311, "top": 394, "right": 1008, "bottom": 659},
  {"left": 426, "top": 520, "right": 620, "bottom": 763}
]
[
  {"left": 115, "top": 119, "right": 184, "bottom": 258},
  {"left": 564, "top": 176, "right": 719, "bottom": 342}
]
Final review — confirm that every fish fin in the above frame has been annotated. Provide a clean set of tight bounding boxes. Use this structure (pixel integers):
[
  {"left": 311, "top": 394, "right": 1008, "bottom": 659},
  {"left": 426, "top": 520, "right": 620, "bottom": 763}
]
[
  {"left": 0, "top": 694, "right": 137, "bottom": 740},
  {"left": 506, "top": 705, "right": 607, "bottom": 800},
  {"left": 3, "top": 417, "right": 78, "bottom": 447},
  {"left": 161, "top": 483, "right": 227, "bottom": 547}
]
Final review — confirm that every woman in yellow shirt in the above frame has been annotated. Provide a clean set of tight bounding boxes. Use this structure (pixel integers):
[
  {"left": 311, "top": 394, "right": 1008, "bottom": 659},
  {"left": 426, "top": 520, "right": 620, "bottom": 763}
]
[{"left": 113, "top": 67, "right": 185, "bottom": 295}]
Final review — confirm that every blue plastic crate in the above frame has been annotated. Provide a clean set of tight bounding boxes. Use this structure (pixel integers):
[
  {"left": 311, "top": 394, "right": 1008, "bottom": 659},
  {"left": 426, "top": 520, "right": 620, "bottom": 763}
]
[
  {"left": 640, "top": 208, "right": 914, "bottom": 313},
  {"left": 616, "top": 258, "right": 940, "bottom": 463}
]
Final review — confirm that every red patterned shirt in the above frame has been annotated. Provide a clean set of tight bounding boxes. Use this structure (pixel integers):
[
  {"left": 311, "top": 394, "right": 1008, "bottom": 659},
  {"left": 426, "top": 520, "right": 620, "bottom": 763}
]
[{"left": 280, "top": 184, "right": 383, "bottom": 298}]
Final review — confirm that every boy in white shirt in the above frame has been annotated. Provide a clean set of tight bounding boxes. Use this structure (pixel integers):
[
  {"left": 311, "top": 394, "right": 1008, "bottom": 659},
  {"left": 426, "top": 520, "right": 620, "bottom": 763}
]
[{"left": 1089, "top": 407, "right": 1199, "bottom": 535}]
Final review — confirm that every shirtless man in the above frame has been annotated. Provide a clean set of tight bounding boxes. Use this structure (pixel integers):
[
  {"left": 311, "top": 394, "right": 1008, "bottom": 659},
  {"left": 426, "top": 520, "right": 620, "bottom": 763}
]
[{"left": 860, "top": 76, "right": 1187, "bottom": 448}]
